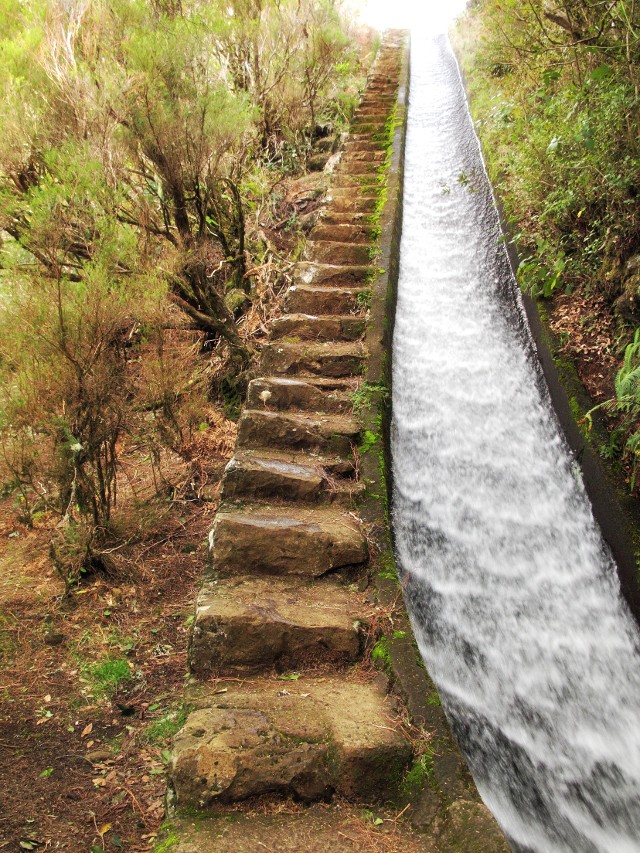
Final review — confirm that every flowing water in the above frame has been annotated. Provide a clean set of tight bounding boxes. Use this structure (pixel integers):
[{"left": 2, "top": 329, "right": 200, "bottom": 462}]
[{"left": 391, "top": 32, "right": 640, "bottom": 852}]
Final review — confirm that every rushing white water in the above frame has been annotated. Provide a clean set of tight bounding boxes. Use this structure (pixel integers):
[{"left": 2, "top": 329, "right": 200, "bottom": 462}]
[{"left": 391, "top": 33, "right": 640, "bottom": 853}]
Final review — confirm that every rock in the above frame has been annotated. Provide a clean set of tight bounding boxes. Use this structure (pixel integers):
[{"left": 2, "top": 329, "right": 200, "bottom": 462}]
[
  {"left": 314, "top": 138, "right": 335, "bottom": 153},
  {"left": 293, "top": 261, "right": 371, "bottom": 287},
  {"left": 343, "top": 139, "right": 388, "bottom": 152},
  {"left": 221, "top": 451, "right": 362, "bottom": 505},
  {"left": 247, "top": 376, "right": 355, "bottom": 414},
  {"left": 270, "top": 313, "right": 365, "bottom": 342},
  {"left": 308, "top": 153, "right": 331, "bottom": 172},
  {"left": 171, "top": 677, "right": 411, "bottom": 807},
  {"left": 327, "top": 194, "right": 378, "bottom": 213},
  {"left": 304, "top": 240, "right": 372, "bottom": 266},
  {"left": 224, "top": 288, "right": 250, "bottom": 315},
  {"left": 320, "top": 210, "right": 374, "bottom": 227},
  {"left": 613, "top": 272, "right": 640, "bottom": 321},
  {"left": 335, "top": 160, "right": 382, "bottom": 176},
  {"left": 223, "top": 445, "right": 354, "bottom": 478},
  {"left": 626, "top": 254, "right": 640, "bottom": 274},
  {"left": 222, "top": 453, "right": 324, "bottom": 502},
  {"left": 298, "top": 209, "right": 322, "bottom": 232},
  {"left": 210, "top": 504, "right": 368, "bottom": 577},
  {"left": 86, "top": 748, "right": 112, "bottom": 763},
  {"left": 188, "top": 575, "right": 366, "bottom": 675},
  {"left": 284, "top": 285, "right": 369, "bottom": 315},
  {"left": 311, "top": 223, "right": 378, "bottom": 244},
  {"left": 43, "top": 632, "right": 66, "bottom": 646},
  {"left": 343, "top": 149, "right": 387, "bottom": 163},
  {"left": 236, "top": 408, "right": 361, "bottom": 454},
  {"left": 260, "top": 340, "right": 367, "bottom": 378}
]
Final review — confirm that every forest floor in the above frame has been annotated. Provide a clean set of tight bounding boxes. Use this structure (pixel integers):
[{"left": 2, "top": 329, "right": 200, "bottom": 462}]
[
  {"left": 0, "top": 431, "right": 228, "bottom": 852},
  {"left": 0, "top": 168, "right": 331, "bottom": 853}
]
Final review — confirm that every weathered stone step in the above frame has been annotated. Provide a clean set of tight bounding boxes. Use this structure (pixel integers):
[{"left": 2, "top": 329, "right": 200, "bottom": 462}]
[
  {"left": 353, "top": 110, "right": 391, "bottom": 122},
  {"left": 331, "top": 174, "right": 380, "bottom": 189},
  {"left": 270, "top": 313, "right": 365, "bottom": 341},
  {"left": 284, "top": 284, "right": 369, "bottom": 315},
  {"left": 347, "top": 132, "right": 389, "bottom": 147},
  {"left": 349, "top": 120, "right": 387, "bottom": 133},
  {"left": 303, "top": 240, "right": 371, "bottom": 266},
  {"left": 221, "top": 450, "right": 365, "bottom": 505},
  {"left": 247, "top": 376, "right": 356, "bottom": 414},
  {"left": 335, "top": 160, "right": 382, "bottom": 177},
  {"left": 210, "top": 504, "right": 368, "bottom": 577},
  {"left": 171, "top": 676, "right": 411, "bottom": 806},
  {"left": 343, "top": 139, "right": 387, "bottom": 153},
  {"left": 359, "top": 94, "right": 397, "bottom": 105},
  {"left": 293, "top": 261, "right": 370, "bottom": 287},
  {"left": 311, "top": 223, "right": 377, "bottom": 244},
  {"left": 223, "top": 446, "right": 356, "bottom": 478},
  {"left": 330, "top": 174, "right": 382, "bottom": 190},
  {"left": 237, "top": 408, "right": 361, "bottom": 454},
  {"left": 328, "top": 186, "right": 378, "bottom": 198},
  {"left": 222, "top": 452, "right": 323, "bottom": 503},
  {"left": 189, "top": 575, "right": 369, "bottom": 676},
  {"left": 328, "top": 195, "right": 378, "bottom": 213},
  {"left": 340, "top": 149, "right": 386, "bottom": 163},
  {"left": 261, "top": 340, "right": 367, "bottom": 377},
  {"left": 320, "top": 210, "right": 375, "bottom": 227}
]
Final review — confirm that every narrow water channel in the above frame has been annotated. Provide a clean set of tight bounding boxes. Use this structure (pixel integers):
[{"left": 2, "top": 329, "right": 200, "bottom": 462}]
[{"left": 391, "top": 32, "right": 640, "bottom": 853}]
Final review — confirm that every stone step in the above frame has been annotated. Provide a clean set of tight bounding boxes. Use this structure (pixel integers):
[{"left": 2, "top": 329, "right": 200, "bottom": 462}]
[
  {"left": 353, "top": 111, "right": 391, "bottom": 123},
  {"left": 247, "top": 376, "right": 356, "bottom": 414},
  {"left": 349, "top": 120, "right": 387, "bottom": 134},
  {"left": 171, "top": 676, "right": 411, "bottom": 806},
  {"left": 303, "top": 240, "right": 371, "bottom": 266},
  {"left": 293, "top": 261, "right": 371, "bottom": 287},
  {"left": 343, "top": 139, "right": 387, "bottom": 153},
  {"left": 221, "top": 450, "right": 365, "bottom": 505},
  {"left": 330, "top": 174, "right": 382, "bottom": 190},
  {"left": 350, "top": 113, "right": 391, "bottom": 126},
  {"left": 320, "top": 210, "right": 375, "bottom": 227},
  {"left": 270, "top": 313, "right": 365, "bottom": 342},
  {"left": 311, "top": 223, "right": 377, "bottom": 244},
  {"left": 336, "top": 160, "right": 382, "bottom": 176},
  {"left": 347, "top": 132, "right": 389, "bottom": 147},
  {"left": 284, "top": 284, "right": 369, "bottom": 315},
  {"left": 340, "top": 149, "right": 386, "bottom": 163},
  {"left": 327, "top": 186, "right": 377, "bottom": 199},
  {"left": 223, "top": 446, "right": 356, "bottom": 477},
  {"left": 237, "top": 408, "right": 362, "bottom": 454},
  {"left": 314, "top": 137, "right": 335, "bottom": 153},
  {"left": 189, "top": 575, "right": 369, "bottom": 676},
  {"left": 327, "top": 195, "right": 378, "bottom": 213},
  {"left": 210, "top": 504, "right": 368, "bottom": 577},
  {"left": 261, "top": 340, "right": 367, "bottom": 378},
  {"left": 359, "top": 94, "right": 397, "bottom": 105}
]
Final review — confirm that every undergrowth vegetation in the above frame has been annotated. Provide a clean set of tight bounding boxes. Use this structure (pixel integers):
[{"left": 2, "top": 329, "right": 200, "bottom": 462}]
[
  {"left": 454, "top": 0, "right": 640, "bottom": 483},
  {"left": 0, "top": 0, "right": 368, "bottom": 583}
]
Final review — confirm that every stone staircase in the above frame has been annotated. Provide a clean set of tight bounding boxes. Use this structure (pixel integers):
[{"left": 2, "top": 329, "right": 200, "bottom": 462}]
[
  {"left": 168, "top": 30, "right": 509, "bottom": 852},
  {"left": 170, "top": 34, "right": 409, "bottom": 812}
]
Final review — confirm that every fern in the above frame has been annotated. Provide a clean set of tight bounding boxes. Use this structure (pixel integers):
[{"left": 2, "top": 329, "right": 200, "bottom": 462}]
[{"left": 585, "top": 329, "right": 640, "bottom": 487}]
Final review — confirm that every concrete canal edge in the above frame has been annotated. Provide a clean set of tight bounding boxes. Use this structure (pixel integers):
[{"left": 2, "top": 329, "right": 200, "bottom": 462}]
[{"left": 358, "top": 31, "right": 509, "bottom": 848}]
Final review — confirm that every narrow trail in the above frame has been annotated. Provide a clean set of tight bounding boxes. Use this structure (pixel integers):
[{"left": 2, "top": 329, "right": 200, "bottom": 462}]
[{"left": 392, "top": 32, "right": 640, "bottom": 853}]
